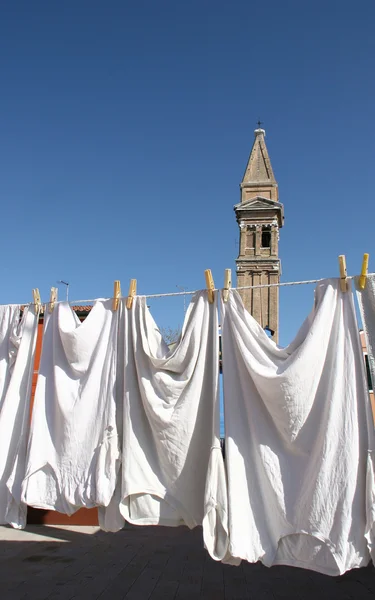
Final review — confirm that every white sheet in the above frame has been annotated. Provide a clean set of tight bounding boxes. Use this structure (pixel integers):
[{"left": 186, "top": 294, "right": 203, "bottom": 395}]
[
  {"left": 217, "top": 280, "right": 370, "bottom": 575},
  {"left": 116, "top": 291, "right": 222, "bottom": 533},
  {"left": 0, "top": 305, "right": 38, "bottom": 528},
  {"left": 0, "top": 305, "right": 21, "bottom": 410},
  {"left": 21, "top": 300, "right": 122, "bottom": 515}
]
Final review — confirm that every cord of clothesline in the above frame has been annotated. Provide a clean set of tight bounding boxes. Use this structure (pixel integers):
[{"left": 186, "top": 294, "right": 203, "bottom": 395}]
[
  {"left": 29, "top": 274, "right": 357, "bottom": 307},
  {"left": 125, "top": 275, "right": 356, "bottom": 298},
  {"left": 18, "top": 272, "right": 367, "bottom": 308},
  {"left": 236, "top": 276, "right": 356, "bottom": 291}
]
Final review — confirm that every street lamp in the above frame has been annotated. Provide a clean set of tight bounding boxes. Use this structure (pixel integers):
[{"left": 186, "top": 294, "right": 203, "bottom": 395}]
[{"left": 57, "top": 280, "right": 70, "bottom": 301}]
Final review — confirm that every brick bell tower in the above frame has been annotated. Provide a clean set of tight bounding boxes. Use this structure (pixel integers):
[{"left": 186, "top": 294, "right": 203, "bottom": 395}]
[{"left": 234, "top": 126, "right": 284, "bottom": 342}]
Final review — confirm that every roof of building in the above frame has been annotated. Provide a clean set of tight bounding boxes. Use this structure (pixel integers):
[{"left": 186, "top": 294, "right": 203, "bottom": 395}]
[
  {"left": 71, "top": 306, "right": 93, "bottom": 313},
  {"left": 241, "top": 128, "right": 277, "bottom": 186}
]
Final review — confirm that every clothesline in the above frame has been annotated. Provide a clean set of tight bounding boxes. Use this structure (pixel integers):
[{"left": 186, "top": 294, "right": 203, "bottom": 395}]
[
  {"left": 62, "top": 274, "right": 359, "bottom": 305},
  {"left": 14, "top": 272, "right": 367, "bottom": 308},
  {"left": 144, "top": 276, "right": 357, "bottom": 298}
]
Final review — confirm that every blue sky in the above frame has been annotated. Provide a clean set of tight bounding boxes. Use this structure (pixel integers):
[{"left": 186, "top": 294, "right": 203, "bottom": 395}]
[{"left": 1, "top": 1, "right": 374, "bottom": 345}]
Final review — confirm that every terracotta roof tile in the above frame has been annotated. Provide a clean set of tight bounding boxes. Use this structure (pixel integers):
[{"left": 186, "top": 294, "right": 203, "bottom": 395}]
[{"left": 71, "top": 305, "right": 93, "bottom": 313}]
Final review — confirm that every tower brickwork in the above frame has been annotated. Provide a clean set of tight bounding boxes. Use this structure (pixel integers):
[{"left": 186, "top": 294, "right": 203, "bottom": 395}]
[{"left": 234, "top": 128, "right": 284, "bottom": 342}]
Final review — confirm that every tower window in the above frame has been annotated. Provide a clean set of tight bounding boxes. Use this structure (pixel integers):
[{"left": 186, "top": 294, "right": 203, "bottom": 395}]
[
  {"left": 246, "top": 231, "right": 255, "bottom": 248},
  {"left": 264, "top": 326, "right": 274, "bottom": 338},
  {"left": 261, "top": 230, "right": 271, "bottom": 248}
]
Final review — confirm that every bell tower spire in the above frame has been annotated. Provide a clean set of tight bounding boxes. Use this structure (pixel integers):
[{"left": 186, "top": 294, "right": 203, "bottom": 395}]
[{"left": 234, "top": 126, "right": 284, "bottom": 342}]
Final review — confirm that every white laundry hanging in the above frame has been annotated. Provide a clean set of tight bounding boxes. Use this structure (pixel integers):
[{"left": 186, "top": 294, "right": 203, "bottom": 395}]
[
  {"left": 0, "top": 305, "right": 39, "bottom": 528},
  {"left": 209, "top": 280, "right": 372, "bottom": 575},
  {"left": 0, "top": 305, "right": 21, "bottom": 410},
  {"left": 102, "top": 291, "right": 223, "bottom": 535},
  {"left": 21, "top": 300, "right": 123, "bottom": 515}
]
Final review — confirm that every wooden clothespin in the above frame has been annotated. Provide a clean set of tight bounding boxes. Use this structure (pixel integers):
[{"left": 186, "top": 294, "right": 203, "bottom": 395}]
[
  {"left": 204, "top": 269, "right": 215, "bottom": 304},
  {"left": 49, "top": 287, "right": 58, "bottom": 313},
  {"left": 113, "top": 280, "right": 121, "bottom": 311},
  {"left": 126, "top": 279, "right": 137, "bottom": 309},
  {"left": 32, "top": 288, "right": 42, "bottom": 314},
  {"left": 223, "top": 268, "right": 232, "bottom": 302},
  {"left": 358, "top": 253, "right": 369, "bottom": 290},
  {"left": 338, "top": 255, "right": 348, "bottom": 292}
]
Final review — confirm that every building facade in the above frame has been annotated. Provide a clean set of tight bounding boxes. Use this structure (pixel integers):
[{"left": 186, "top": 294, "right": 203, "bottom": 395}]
[
  {"left": 235, "top": 128, "right": 284, "bottom": 342},
  {"left": 360, "top": 330, "right": 375, "bottom": 426}
]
